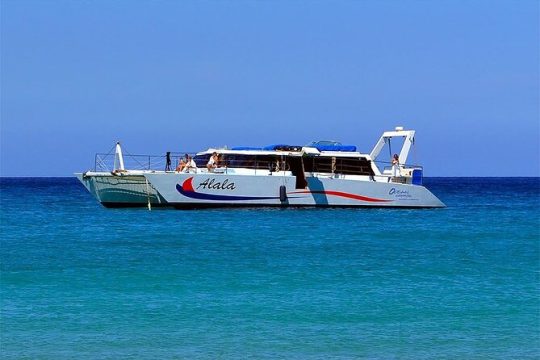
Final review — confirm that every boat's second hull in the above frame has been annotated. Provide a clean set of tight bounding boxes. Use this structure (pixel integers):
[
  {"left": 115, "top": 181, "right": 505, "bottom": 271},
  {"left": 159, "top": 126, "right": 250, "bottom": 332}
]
[
  {"left": 144, "top": 173, "right": 445, "bottom": 208},
  {"left": 76, "top": 173, "right": 167, "bottom": 207}
]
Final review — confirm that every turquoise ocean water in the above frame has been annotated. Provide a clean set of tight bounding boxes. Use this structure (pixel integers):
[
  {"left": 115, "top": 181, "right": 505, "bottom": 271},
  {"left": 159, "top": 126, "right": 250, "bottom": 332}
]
[{"left": 1, "top": 177, "right": 539, "bottom": 359}]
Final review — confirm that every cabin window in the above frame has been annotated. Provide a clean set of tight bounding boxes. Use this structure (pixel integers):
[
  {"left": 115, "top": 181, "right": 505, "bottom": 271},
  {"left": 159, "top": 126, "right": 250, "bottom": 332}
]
[
  {"left": 204, "top": 154, "right": 283, "bottom": 170},
  {"left": 193, "top": 154, "right": 211, "bottom": 167},
  {"left": 304, "top": 157, "right": 373, "bottom": 176},
  {"left": 338, "top": 157, "right": 373, "bottom": 175}
]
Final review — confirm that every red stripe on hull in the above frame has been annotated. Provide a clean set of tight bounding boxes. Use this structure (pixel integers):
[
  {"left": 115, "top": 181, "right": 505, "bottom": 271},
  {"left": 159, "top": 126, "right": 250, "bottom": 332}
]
[{"left": 289, "top": 190, "right": 392, "bottom": 203}]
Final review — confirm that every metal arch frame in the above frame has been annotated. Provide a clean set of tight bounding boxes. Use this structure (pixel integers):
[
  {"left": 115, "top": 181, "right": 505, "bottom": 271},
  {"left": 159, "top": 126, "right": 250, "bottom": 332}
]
[{"left": 369, "top": 129, "right": 416, "bottom": 165}]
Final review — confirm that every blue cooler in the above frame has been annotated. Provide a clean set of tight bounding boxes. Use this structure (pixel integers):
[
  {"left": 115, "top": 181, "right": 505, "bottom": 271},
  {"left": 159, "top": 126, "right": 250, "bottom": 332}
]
[{"left": 412, "top": 169, "right": 423, "bottom": 185}]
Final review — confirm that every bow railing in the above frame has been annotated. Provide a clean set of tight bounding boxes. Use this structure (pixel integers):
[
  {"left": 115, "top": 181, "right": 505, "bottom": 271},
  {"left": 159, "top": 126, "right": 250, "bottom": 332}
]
[{"left": 93, "top": 152, "right": 197, "bottom": 172}]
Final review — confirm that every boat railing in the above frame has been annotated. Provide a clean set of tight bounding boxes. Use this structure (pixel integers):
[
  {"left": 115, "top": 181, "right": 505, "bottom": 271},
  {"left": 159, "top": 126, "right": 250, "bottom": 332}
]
[
  {"left": 374, "top": 160, "right": 424, "bottom": 184},
  {"left": 302, "top": 157, "right": 373, "bottom": 176},
  {"left": 203, "top": 158, "right": 284, "bottom": 174},
  {"left": 375, "top": 160, "right": 423, "bottom": 173},
  {"left": 93, "top": 152, "right": 197, "bottom": 172},
  {"left": 200, "top": 157, "right": 376, "bottom": 176},
  {"left": 92, "top": 151, "right": 425, "bottom": 180}
]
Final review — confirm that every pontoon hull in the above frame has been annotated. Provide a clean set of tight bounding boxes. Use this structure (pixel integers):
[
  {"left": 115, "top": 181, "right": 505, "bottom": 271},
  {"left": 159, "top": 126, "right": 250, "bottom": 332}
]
[
  {"left": 144, "top": 173, "right": 445, "bottom": 208},
  {"left": 75, "top": 173, "right": 167, "bottom": 207}
]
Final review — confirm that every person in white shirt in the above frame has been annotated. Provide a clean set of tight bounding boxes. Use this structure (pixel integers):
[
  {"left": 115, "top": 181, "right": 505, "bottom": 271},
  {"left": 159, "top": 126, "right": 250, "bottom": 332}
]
[
  {"left": 176, "top": 154, "right": 188, "bottom": 172},
  {"left": 391, "top": 153, "right": 401, "bottom": 177},
  {"left": 183, "top": 155, "right": 197, "bottom": 173},
  {"left": 207, "top": 152, "right": 218, "bottom": 172}
]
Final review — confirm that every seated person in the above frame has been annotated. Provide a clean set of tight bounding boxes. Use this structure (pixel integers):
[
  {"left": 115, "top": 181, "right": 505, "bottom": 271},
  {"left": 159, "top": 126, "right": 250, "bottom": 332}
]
[
  {"left": 112, "top": 168, "right": 128, "bottom": 175},
  {"left": 183, "top": 155, "right": 197, "bottom": 173},
  {"left": 176, "top": 154, "right": 188, "bottom": 172},
  {"left": 216, "top": 154, "right": 224, "bottom": 168},
  {"left": 207, "top": 152, "right": 218, "bottom": 172}
]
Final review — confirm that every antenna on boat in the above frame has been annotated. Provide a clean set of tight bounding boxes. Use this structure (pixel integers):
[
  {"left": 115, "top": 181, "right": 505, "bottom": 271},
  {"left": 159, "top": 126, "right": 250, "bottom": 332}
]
[{"left": 114, "top": 142, "right": 125, "bottom": 171}]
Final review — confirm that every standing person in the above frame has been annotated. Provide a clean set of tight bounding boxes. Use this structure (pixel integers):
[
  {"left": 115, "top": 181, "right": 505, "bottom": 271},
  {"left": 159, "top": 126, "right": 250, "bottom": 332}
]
[
  {"left": 391, "top": 153, "right": 400, "bottom": 178},
  {"left": 207, "top": 152, "right": 218, "bottom": 172},
  {"left": 165, "top": 152, "right": 172, "bottom": 171}
]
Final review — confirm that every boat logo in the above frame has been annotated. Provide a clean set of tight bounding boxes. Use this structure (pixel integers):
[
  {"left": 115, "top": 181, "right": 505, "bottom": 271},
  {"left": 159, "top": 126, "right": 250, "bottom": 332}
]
[
  {"left": 176, "top": 177, "right": 279, "bottom": 201},
  {"left": 175, "top": 177, "right": 394, "bottom": 203},
  {"left": 389, "top": 188, "right": 412, "bottom": 198},
  {"left": 197, "top": 178, "right": 235, "bottom": 190}
]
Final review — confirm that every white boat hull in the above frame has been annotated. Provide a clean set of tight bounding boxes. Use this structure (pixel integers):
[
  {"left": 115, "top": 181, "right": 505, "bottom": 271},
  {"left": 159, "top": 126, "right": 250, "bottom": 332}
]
[
  {"left": 75, "top": 172, "right": 167, "bottom": 207},
  {"left": 144, "top": 173, "right": 445, "bottom": 208}
]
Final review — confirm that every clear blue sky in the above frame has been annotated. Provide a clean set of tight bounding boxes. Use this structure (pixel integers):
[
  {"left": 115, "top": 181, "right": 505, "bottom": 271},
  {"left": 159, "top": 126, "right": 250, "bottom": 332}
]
[{"left": 1, "top": 0, "right": 538, "bottom": 176}]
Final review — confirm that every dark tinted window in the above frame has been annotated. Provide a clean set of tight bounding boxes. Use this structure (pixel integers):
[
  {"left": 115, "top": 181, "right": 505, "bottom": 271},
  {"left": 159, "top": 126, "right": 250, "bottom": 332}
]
[
  {"left": 214, "top": 154, "right": 284, "bottom": 170},
  {"left": 303, "top": 157, "right": 373, "bottom": 176},
  {"left": 338, "top": 157, "right": 373, "bottom": 175},
  {"left": 193, "top": 154, "right": 211, "bottom": 167}
]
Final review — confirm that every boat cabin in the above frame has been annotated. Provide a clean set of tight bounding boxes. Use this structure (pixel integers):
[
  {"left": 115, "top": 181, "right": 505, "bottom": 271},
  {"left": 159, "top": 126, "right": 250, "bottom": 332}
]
[
  {"left": 192, "top": 142, "right": 376, "bottom": 190},
  {"left": 192, "top": 128, "right": 423, "bottom": 186}
]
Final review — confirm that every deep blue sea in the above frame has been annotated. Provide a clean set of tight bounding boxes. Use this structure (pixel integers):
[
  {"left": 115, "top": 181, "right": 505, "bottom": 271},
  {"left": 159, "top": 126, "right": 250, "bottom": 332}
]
[{"left": 1, "top": 177, "right": 539, "bottom": 359}]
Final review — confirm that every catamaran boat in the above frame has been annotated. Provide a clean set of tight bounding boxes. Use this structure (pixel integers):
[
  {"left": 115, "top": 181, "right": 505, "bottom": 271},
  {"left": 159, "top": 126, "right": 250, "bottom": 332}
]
[
  {"left": 77, "top": 127, "right": 445, "bottom": 208},
  {"left": 150, "top": 127, "right": 444, "bottom": 208}
]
